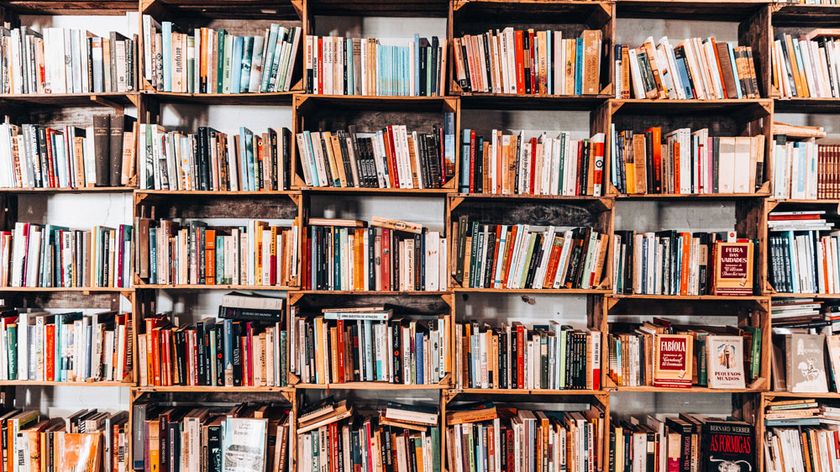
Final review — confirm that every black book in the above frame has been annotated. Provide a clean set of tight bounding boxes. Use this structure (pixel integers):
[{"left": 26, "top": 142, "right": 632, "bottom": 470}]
[
  {"left": 368, "top": 227, "right": 376, "bottom": 289},
  {"left": 699, "top": 420, "right": 755, "bottom": 472},
  {"left": 207, "top": 421, "right": 223, "bottom": 472},
  {"left": 430, "top": 36, "right": 440, "bottom": 96},
  {"left": 418, "top": 38, "right": 429, "bottom": 96},
  {"left": 109, "top": 114, "right": 126, "bottom": 186},
  {"left": 218, "top": 306, "right": 283, "bottom": 322},
  {"left": 167, "top": 419, "right": 181, "bottom": 472},
  {"left": 665, "top": 417, "right": 694, "bottom": 472},
  {"left": 282, "top": 128, "right": 292, "bottom": 190},
  {"left": 475, "top": 136, "right": 484, "bottom": 193},
  {"left": 524, "top": 233, "right": 544, "bottom": 288},
  {"left": 231, "top": 323, "right": 243, "bottom": 386},
  {"left": 459, "top": 40, "right": 471, "bottom": 91},
  {"left": 175, "top": 329, "right": 187, "bottom": 385},
  {"left": 392, "top": 321, "right": 402, "bottom": 384},
  {"left": 455, "top": 215, "right": 469, "bottom": 285},
  {"left": 215, "top": 324, "right": 225, "bottom": 386},
  {"left": 196, "top": 322, "right": 206, "bottom": 385}
]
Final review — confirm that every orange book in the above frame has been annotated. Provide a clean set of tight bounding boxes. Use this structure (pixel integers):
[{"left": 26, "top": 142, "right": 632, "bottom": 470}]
[
  {"left": 647, "top": 127, "right": 663, "bottom": 193},
  {"left": 501, "top": 225, "right": 519, "bottom": 287},
  {"left": 515, "top": 31, "right": 525, "bottom": 94},
  {"left": 45, "top": 324, "right": 55, "bottom": 382},
  {"left": 336, "top": 320, "right": 346, "bottom": 382},
  {"left": 354, "top": 228, "right": 365, "bottom": 290},
  {"left": 673, "top": 140, "right": 681, "bottom": 193},
  {"left": 55, "top": 433, "right": 101, "bottom": 472},
  {"left": 491, "top": 225, "right": 503, "bottom": 283},
  {"left": 541, "top": 235, "right": 564, "bottom": 288},
  {"left": 679, "top": 232, "right": 692, "bottom": 295},
  {"left": 495, "top": 131, "right": 503, "bottom": 194},
  {"left": 205, "top": 229, "right": 216, "bottom": 285},
  {"left": 269, "top": 226, "right": 278, "bottom": 286},
  {"left": 150, "top": 329, "right": 161, "bottom": 386}
]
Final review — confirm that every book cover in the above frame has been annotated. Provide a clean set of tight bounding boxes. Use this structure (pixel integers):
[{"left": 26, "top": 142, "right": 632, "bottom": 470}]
[
  {"left": 700, "top": 420, "right": 755, "bottom": 472},
  {"left": 221, "top": 417, "right": 268, "bottom": 472},
  {"left": 706, "top": 335, "right": 746, "bottom": 389},
  {"left": 652, "top": 333, "right": 693, "bottom": 388},
  {"left": 785, "top": 333, "right": 828, "bottom": 393},
  {"left": 712, "top": 241, "right": 754, "bottom": 295}
]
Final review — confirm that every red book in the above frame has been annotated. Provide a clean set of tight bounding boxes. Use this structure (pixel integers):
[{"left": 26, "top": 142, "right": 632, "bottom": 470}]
[
  {"left": 469, "top": 130, "right": 477, "bottom": 193},
  {"left": 163, "top": 329, "right": 173, "bottom": 386},
  {"left": 317, "top": 37, "right": 324, "bottom": 94},
  {"left": 541, "top": 237, "right": 564, "bottom": 288},
  {"left": 515, "top": 324, "right": 525, "bottom": 388},
  {"left": 491, "top": 224, "right": 502, "bottom": 285},
  {"left": 381, "top": 228, "right": 391, "bottom": 291},
  {"left": 514, "top": 31, "right": 525, "bottom": 95},
  {"left": 45, "top": 324, "right": 55, "bottom": 382},
  {"left": 304, "top": 229, "right": 312, "bottom": 289},
  {"left": 151, "top": 328, "right": 161, "bottom": 386},
  {"left": 647, "top": 127, "right": 663, "bottom": 193},
  {"left": 384, "top": 126, "right": 399, "bottom": 188},
  {"left": 528, "top": 29, "right": 536, "bottom": 95},
  {"left": 45, "top": 128, "right": 56, "bottom": 188},
  {"left": 501, "top": 225, "right": 519, "bottom": 287},
  {"left": 245, "top": 322, "right": 254, "bottom": 386},
  {"left": 529, "top": 137, "right": 538, "bottom": 193},
  {"left": 268, "top": 226, "right": 277, "bottom": 286},
  {"left": 329, "top": 422, "right": 339, "bottom": 472},
  {"left": 336, "top": 320, "right": 346, "bottom": 382}
]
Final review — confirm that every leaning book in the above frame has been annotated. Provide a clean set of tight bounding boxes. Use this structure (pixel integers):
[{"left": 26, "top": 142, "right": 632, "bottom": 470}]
[
  {"left": 706, "top": 335, "right": 746, "bottom": 389},
  {"left": 222, "top": 417, "right": 268, "bottom": 472}
]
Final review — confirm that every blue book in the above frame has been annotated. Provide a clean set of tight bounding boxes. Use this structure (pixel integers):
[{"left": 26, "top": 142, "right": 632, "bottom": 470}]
[
  {"left": 546, "top": 31, "right": 553, "bottom": 93},
  {"left": 784, "top": 230, "right": 799, "bottom": 293},
  {"left": 303, "top": 131, "right": 320, "bottom": 187},
  {"left": 238, "top": 128, "right": 250, "bottom": 190},
  {"left": 575, "top": 37, "right": 583, "bottom": 95},
  {"left": 765, "top": 418, "right": 822, "bottom": 427},
  {"left": 414, "top": 34, "right": 421, "bottom": 95},
  {"left": 346, "top": 38, "right": 354, "bottom": 95},
  {"left": 333, "top": 230, "right": 341, "bottom": 290},
  {"left": 243, "top": 127, "right": 256, "bottom": 190},
  {"left": 727, "top": 43, "right": 742, "bottom": 99},
  {"left": 223, "top": 319, "right": 233, "bottom": 375},
  {"left": 444, "top": 111, "right": 455, "bottom": 179},
  {"left": 260, "top": 24, "right": 279, "bottom": 92},
  {"left": 364, "top": 320, "right": 374, "bottom": 380},
  {"left": 415, "top": 332, "right": 424, "bottom": 384},
  {"left": 230, "top": 36, "right": 244, "bottom": 94},
  {"left": 460, "top": 129, "right": 471, "bottom": 193},
  {"left": 239, "top": 36, "right": 254, "bottom": 93},
  {"left": 673, "top": 47, "right": 694, "bottom": 99},
  {"left": 162, "top": 22, "right": 173, "bottom": 91}
]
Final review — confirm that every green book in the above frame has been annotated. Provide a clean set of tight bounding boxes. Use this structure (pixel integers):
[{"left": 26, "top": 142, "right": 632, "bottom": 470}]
[
  {"left": 222, "top": 35, "right": 233, "bottom": 93},
  {"left": 431, "top": 426, "right": 441, "bottom": 472},
  {"left": 7, "top": 323, "right": 16, "bottom": 381},
  {"left": 696, "top": 333, "right": 707, "bottom": 386},
  {"left": 279, "top": 330, "right": 287, "bottom": 386},
  {"left": 468, "top": 221, "right": 480, "bottom": 288},
  {"left": 519, "top": 230, "right": 538, "bottom": 288},
  {"left": 747, "top": 326, "right": 762, "bottom": 381},
  {"left": 187, "top": 36, "right": 195, "bottom": 94},
  {"left": 216, "top": 29, "right": 226, "bottom": 93}
]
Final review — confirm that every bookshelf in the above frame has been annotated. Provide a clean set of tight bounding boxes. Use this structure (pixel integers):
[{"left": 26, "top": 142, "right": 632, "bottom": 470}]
[{"left": 2, "top": 0, "right": 840, "bottom": 471}]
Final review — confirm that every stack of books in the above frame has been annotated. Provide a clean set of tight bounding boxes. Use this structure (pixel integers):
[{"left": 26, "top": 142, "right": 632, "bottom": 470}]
[
  {"left": 764, "top": 398, "right": 840, "bottom": 472},
  {"left": 0, "top": 25, "right": 137, "bottom": 94},
  {"left": 135, "top": 218, "right": 299, "bottom": 288},
  {"left": 138, "top": 125, "right": 292, "bottom": 192},
  {"left": 772, "top": 31, "right": 840, "bottom": 99},
  {"left": 608, "top": 319, "right": 761, "bottom": 389},
  {"left": 304, "top": 35, "right": 446, "bottom": 96},
  {"left": 296, "top": 120, "right": 456, "bottom": 189},
  {"left": 0, "top": 309, "right": 131, "bottom": 383},
  {"left": 458, "top": 129, "right": 606, "bottom": 196},
  {"left": 452, "top": 217, "right": 609, "bottom": 290},
  {"left": 134, "top": 403, "right": 290, "bottom": 472},
  {"left": 455, "top": 321, "right": 601, "bottom": 390},
  {"left": 610, "top": 127, "right": 765, "bottom": 195},
  {"left": 4, "top": 409, "right": 129, "bottom": 472},
  {"left": 771, "top": 332, "right": 832, "bottom": 393},
  {"left": 297, "top": 400, "right": 441, "bottom": 472},
  {"left": 292, "top": 306, "right": 448, "bottom": 385},
  {"left": 0, "top": 222, "right": 134, "bottom": 288},
  {"left": 303, "top": 217, "right": 447, "bottom": 292},
  {"left": 767, "top": 210, "right": 837, "bottom": 294},
  {"left": 138, "top": 311, "right": 287, "bottom": 388},
  {"left": 612, "top": 231, "right": 757, "bottom": 296},
  {"left": 452, "top": 29, "right": 603, "bottom": 96},
  {"left": 0, "top": 116, "right": 136, "bottom": 189},
  {"left": 142, "top": 17, "right": 301, "bottom": 94},
  {"left": 614, "top": 36, "right": 760, "bottom": 99},
  {"left": 610, "top": 415, "right": 755, "bottom": 472},
  {"left": 772, "top": 137, "right": 840, "bottom": 200},
  {"left": 446, "top": 403, "right": 606, "bottom": 472},
  {"left": 772, "top": 298, "right": 840, "bottom": 331}
]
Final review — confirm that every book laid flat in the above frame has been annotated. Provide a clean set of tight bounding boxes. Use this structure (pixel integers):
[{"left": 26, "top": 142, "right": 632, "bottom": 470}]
[
  {"left": 459, "top": 129, "right": 606, "bottom": 197},
  {"left": 767, "top": 210, "right": 837, "bottom": 294},
  {"left": 455, "top": 321, "right": 601, "bottom": 391},
  {"left": 142, "top": 18, "right": 301, "bottom": 94},
  {"left": 451, "top": 217, "right": 609, "bottom": 290},
  {"left": 0, "top": 24, "right": 137, "bottom": 94},
  {"left": 135, "top": 218, "right": 299, "bottom": 288},
  {"left": 0, "top": 309, "right": 131, "bottom": 383},
  {"left": 614, "top": 36, "right": 760, "bottom": 100},
  {"left": 772, "top": 136, "right": 840, "bottom": 200},
  {"left": 292, "top": 307, "right": 448, "bottom": 385},
  {"left": 452, "top": 28, "right": 603, "bottom": 96},
  {"left": 303, "top": 218, "right": 447, "bottom": 292},
  {"left": 608, "top": 319, "right": 760, "bottom": 389},
  {"left": 138, "top": 125, "right": 292, "bottom": 192},
  {"left": 0, "top": 222, "right": 133, "bottom": 288},
  {"left": 137, "top": 313, "right": 288, "bottom": 388},
  {"left": 0, "top": 117, "right": 136, "bottom": 189},
  {"left": 304, "top": 34, "right": 446, "bottom": 96},
  {"left": 610, "top": 127, "right": 765, "bottom": 195},
  {"left": 447, "top": 404, "right": 606, "bottom": 472},
  {"left": 297, "top": 120, "right": 457, "bottom": 189}
]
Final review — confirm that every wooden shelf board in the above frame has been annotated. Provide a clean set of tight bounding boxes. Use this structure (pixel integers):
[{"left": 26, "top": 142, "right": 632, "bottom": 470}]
[
  {"left": 769, "top": 292, "right": 840, "bottom": 299},
  {"left": 145, "top": 0, "right": 301, "bottom": 20},
  {"left": 773, "top": 97, "right": 840, "bottom": 113},
  {"left": 617, "top": 192, "right": 770, "bottom": 200},
  {"left": 2, "top": 1, "right": 138, "bottom": 15},
  {"left": 308, "top": 0, "right": 447, "bottom": 16},
  {"left": 453, "top": 193, "right": 610, "bottom": 202},
  {"left": 617, "top": 0, "right": 766, "bottom": 21},
  {"left": 291, "top": 290, "right": 449, "bottom": 296},
  {"left": 147, "top": 90, "right": 297, "bottom": 105},
  {"left": 0, "top": 287, "right": 133, "bottom": 293},
  {"left": 612, "top": 386, "right": 765, "bottom": 394},
  {"left": 772, "top": 4, "right": 840, "bottom": 25},
  {"left": 612, "top": 98, "right": 771, "bottom": 115},
  {"left": 0, "top": 380, "right": 131, "bottom": 387},
  {"left": 301, "top": 187, "right": 451, "bottom": 196},
  {"left": 455, "top": 388, "right": 602, "bottom": 396},
  {"left": 135, "top": 385, "right": 292, "bottom": 393},
  {"left": 609, "top": 294, "right": 769, "bottom": 301},
  {"left": 295, "top": 94, "right": 453, "bottom": 113},
  {"left": 453, "top": 287, "right": 609, "bottom": 295},
  {"left": 136, "top": 284, "right": 294, "bottom": 291},
  {"left": 135, "top": 189, "right": 298, "bottom": 196},
  {"left": 295, "top": 382, "right": 449, "bottom": 390},
  {"left": 452, "top": 1, "right": 612, "bottom": 29},
  {"left": 457, "top": 93, "right": 609, "bottom": 110},
  {"left": 0, "top": 187, "right": 134, "bottom": 194},
  {"left": 0, "top": 92, "right": 137, "bottom": 107},
  {"left": 768, "top": 198, "right": 840, "bottom": 205},
  {"left": 762, "top": 391, "right": 840, "bottom": 399}
]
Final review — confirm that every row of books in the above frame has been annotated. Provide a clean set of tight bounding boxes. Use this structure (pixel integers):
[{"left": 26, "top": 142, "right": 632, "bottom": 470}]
[
  {"left": 455, "top": 321, "right": 601, "bottom": 391},
  {"left": 136, "top": 218, "right": 299, "bottom": 288},
  {"left": 138, "top": 125, "right": 292, "bottom": 192},
  {"left": 772, "top": 32, "right": 840, "bottom": 99},
  {"left": 609, "top": 127, "right": 765, "bottom": 195},
  {"left": 143, "top": 17, "right": 301, "bottom": 94},
  {"left": 452, "top": 29, "right": 603, "bottom": 96},
  {"left": 772, "top": 138, "right": 840, "bottom": 200},
  {"left": 767, "top": 210, "right": 838, "bottom": 294},
  {"left": 607, "top": 319, "right": 761, "bottom": 389},
  {"left": 291, "top": 307, "right": 448, "bottom": 385},
  {"left": 612, "top": 231, "right": 757, "bottom": 296},
  {"left": 771, "top": 298, "right": 840, "bottom": 332},
  {"left": 0, "top": 309, "right": 131, "bottom": 384},
  {"left": 139, "top": 313, "right": 288, "bottom": 388},
  {"left": 296, "top": 120, "right": 456, "bottom": 189},
  {"left": 304, "top": 35, "right": 446, "bottom": 96},
  {"left": 0, "top": 222, "right": 134, "bottom": 288},
  {"left": 0, "top": 115, "right": 134, "bottom": 190},
  {"left": 763, "top": 398, "right": 840, "bottom": 472},
  {"left": 452, "top": 217, "right": 609, "bottom": 290},
  {"left": 458, "top": 129, "right": 606, "bottom": 196},
  {"left": 296, "top": 400, "right": 440, "bottom": 472},
  {"left": 446, "top": 403, "right": 606, "bottom": 472},
  {"left": 303, "top": 218, "right": 447, "bottom": 292},
  {"left": 1, "top": 25, "right": 137, "bottom": 94},
  {"left": 614, "top": 36, "right": 760, "bottom": 100},
  {"left": 134, "top": 403, "right": 290, "bottom": 472},
  {"left": 2, "top": 408, "right": 129, "bottom": 472},
  {"left": 610, "top": 414, "right": 755, "bottom": 472}
]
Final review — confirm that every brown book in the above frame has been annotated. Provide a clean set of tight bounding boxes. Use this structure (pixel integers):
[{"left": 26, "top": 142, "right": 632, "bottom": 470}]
[
  {"left": 642, "top": 38, "right": 667, "bottom": 98},
  {"left": 446, "top": 406, "right": 498, "bottom": 425},
  {"left": 120, "top": 124, "right": 136, "bottom": 186},
  {"left": 370, "top": 217, "right": 424, "bottom": 234},
  {"left": 109, "top": 114, "right": 125, "bottom": 187},
  {"left": 632, "top": 134, "right": 648, "bottom": 194},
  {"left": 621, "top": 45, "right": 631, "bottom": 99},
  {"left": 92, "top": 114, "right": 111, "bottom": 186},
  {"left": 715, "top": 43, "right": 738, "bottom": 99},
  {"left": 582, "top": 30, "right": 602, "bottom": 95}
]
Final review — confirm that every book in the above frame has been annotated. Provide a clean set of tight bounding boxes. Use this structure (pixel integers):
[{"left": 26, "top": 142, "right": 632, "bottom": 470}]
[
  {"left": 706, "top": 335, "right": 746, "bottom": 389},
  {"left": 785, "top": 333, "right": 828, "bottom": 393},
  {"left": 772, "top": 137, "right": 840, "bottom": 200},
  {"left": 711, "top": 240, "right": 756, "bottom": 296},
  {"left": 772, "top": 33, "right": 840, "bottom": 99},
  {"left": 305, "top": 35, "right": 445, "bottom": 96},
  {"left": 221, "top": 417, "right": 268, "bottom": 472},
  {"left": 700, "top": 418, "right": 755, "bottom": 472},
  {"left": 219, "top": 292, "right": 284, "bottom": 322},
  {"left": 142, "top": 19, "right": 301, "bottom": 93},
  {"left": 652, "top": 333, "right": 694, "bottom": 388},
  {"left": 453, "top": 28, "right": 603, "bottom": 96},
  {"left": 764, "top": 399, "right": 840, "bottom": 471},
  {"left": 767, "top": 211, "right": 836, "bottom": 294}
]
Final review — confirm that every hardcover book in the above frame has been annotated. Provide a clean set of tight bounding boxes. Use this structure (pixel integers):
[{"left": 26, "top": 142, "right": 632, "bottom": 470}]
[
  {"left": 700, "top": 420, "right": 755, "bottom": 472},
  {"left": 652, "top": 334, "right": 693, "bottom": 388},
  {"left": 712, "top": 241, "right": 754, "bottom": 295},
  {"left": 785, "top": 333, "right": 828, "bottom": 393},
  {"left": 221, "top": 417, "right": 268, "bottom": 472},
  {"left": 706, "top": 335, "right": 746, "bottom": 389}
]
